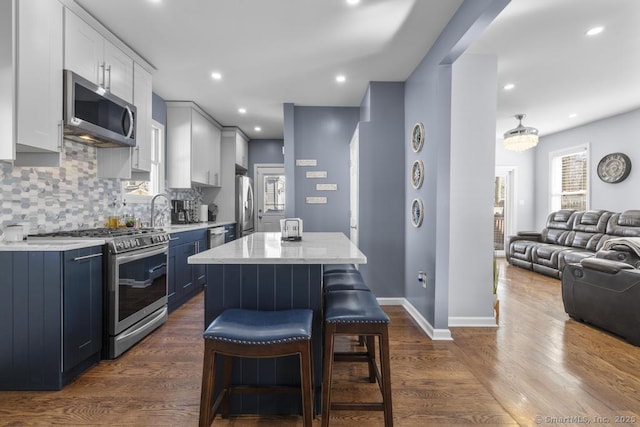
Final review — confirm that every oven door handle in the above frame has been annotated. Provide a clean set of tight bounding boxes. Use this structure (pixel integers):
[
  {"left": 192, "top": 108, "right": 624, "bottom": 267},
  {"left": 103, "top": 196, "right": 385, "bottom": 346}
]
[{"left": 116, "top": 245, "right": 168, "bottom": 264}]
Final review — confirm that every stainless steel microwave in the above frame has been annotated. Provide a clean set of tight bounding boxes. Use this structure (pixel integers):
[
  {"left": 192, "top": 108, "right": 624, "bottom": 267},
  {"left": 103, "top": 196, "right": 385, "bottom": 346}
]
[{"left": 63, "top": 70, "right": 136, "bottom": 148}]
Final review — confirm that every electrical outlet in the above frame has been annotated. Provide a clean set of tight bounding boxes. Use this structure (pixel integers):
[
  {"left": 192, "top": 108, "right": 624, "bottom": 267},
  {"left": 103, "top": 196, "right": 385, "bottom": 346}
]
[{"left": 417, "top": 271, "right": 427, "bottom": 288}]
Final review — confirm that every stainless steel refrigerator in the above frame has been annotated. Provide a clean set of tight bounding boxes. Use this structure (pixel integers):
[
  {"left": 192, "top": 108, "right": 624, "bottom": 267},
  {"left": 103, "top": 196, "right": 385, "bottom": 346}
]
[{"left": 236, "top": 175, "right": 255, "bottom": 236}]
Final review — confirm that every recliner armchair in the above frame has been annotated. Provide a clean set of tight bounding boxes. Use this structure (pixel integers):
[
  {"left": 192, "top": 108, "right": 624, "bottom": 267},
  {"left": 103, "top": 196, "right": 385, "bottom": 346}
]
[{"left": 562, "top": 257, "right": 640, "bottom": 346}]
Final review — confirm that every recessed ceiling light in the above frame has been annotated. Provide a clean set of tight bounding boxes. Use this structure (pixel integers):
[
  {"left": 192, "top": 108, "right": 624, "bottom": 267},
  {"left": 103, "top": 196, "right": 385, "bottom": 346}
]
[
  {"left": 346, "top": 0, "right": 360, "bottom": 5},
  {"left": 336, "top": 75, "right": 346, "bottom": 83},
  {"left": 238, "top": 108, "right": 246, "bottom": 114},
  {"left": 254, "top": 126, "right": 262, "bottom": 132},
  {"left": 148, "top": 0, "right": 162, "bottom": 4},
  {"left": 503, "top": 83, "right": 515, "bottom": 91},
  {"left": 586, "top": 26, "right": 604, "bottom": 36},
  {"left": 569, "top": 113, "right": 578, "bottom": 119},
  {"left": 211, "top": 72, "right": 222, "bottom": 80}
]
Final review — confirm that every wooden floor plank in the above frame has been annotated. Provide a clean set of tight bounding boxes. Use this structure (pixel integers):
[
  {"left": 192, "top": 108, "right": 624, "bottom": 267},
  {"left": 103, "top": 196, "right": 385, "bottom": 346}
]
[{"left": 0, "top": 259, "right": 639, "bottom": 426}]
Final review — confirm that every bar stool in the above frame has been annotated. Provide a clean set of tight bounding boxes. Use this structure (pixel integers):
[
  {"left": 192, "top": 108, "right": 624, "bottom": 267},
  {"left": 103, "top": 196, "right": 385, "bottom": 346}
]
[
  {"left": 199, "top": 308, "right": 314, "bottom": 427},
  {"left": 323, "top": 271, "right": 370, "bottom": 293},
  {"left": 323, "top": 264, "right": 358, "bottom": 275},
  {"left": 322, "top": 290, "right": 393, "bottom": 427}
]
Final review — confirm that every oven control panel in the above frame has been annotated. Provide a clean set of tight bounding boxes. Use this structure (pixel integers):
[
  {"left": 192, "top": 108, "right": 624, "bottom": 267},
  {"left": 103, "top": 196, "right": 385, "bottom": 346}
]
[{"left": 110, "top": 233, "right": 170, "bottom": 253}]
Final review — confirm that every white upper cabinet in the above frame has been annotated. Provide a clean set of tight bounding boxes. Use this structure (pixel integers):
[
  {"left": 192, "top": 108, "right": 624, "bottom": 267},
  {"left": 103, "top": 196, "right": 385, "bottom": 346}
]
[
  {"left": 0, "top": 0, "right": 63, "bottom": 165},
  {"left": 235, "top": 131, "right": 249, "bottom": 170},
  {"left": 132, "top": 63, "right": 152, "bottom": 173},
  {"left": 167, "top": 102, "right": 222, "bottom": 188},
  {"left": 64, "top": 10, "right": 133, "bottom": 103}
]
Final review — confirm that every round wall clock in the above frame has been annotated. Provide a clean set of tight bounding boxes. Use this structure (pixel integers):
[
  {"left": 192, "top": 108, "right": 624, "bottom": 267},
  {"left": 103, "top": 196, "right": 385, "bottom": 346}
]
[
  {"left": 411, "top": 198, "right": 424, "bottom": 228},
  {"left": 411, "top": 122, "right": 425, "bottom": 152},
  {"left": 597, "top": 152, "right": 631, "bottom": 183},
  {"left": 411, "top": 160, "right": 424, "bottom": 189}
]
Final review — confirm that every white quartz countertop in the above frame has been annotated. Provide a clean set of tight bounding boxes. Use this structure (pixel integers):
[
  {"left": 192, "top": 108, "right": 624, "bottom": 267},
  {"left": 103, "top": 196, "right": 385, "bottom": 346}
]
[
  {"left": 188, "top": 232, "right": 367, "bottom": 265},
  {"left": 0, "top": 239, "right": 106, "bottom": 251},
  {"left": 163, "top": 221, "right": 236, "bottom": 233}
]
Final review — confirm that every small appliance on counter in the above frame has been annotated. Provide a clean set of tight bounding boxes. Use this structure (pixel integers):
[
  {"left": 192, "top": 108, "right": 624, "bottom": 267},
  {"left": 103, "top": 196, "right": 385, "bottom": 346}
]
[
  {"left": 280, "top": 218, "right": 303, "bottom": 241},
  {"left": 199, "top": 204, "right": 209, "bottom": 222},
  {"left": 208, "top": 204, "right": 218, "bottom": 222},
  {"left": 171, "top": 199, "right": 196, "bottom": 224}
]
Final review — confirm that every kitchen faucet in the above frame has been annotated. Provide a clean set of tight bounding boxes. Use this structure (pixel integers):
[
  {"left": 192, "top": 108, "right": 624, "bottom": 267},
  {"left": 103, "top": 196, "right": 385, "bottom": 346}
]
[{"left": 150, "top": 193, "right": 170, "bottom": 228}]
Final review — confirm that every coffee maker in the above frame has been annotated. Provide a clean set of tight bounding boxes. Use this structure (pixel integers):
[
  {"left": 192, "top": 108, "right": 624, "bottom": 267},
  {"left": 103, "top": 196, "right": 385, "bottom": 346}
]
[{"left": 171, "top": 199, "right": 194, "bottom": 224}]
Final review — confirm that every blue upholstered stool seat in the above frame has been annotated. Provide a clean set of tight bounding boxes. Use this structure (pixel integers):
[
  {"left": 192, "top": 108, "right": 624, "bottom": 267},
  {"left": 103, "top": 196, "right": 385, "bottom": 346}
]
[
  {"left": 322, "top": 290, "right": 393, "bottom": 426},
  {"left": 203, "top": 308, "right": 313, "bottom": 344},
  {"left": 324, "top": 290, "right": 389, "bottom": 324},
  {"left": 200, "top": 308, "right": 315, "bottom": 426},
  {"left": 323, "top": 271, "right": 370, "bottom": 293},
  {"left": 323, "top": 264, "right": 357, "bottom": 275}
]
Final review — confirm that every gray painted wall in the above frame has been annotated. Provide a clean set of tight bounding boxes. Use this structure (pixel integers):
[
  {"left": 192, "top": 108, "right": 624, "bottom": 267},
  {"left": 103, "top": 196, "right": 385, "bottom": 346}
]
[
  {"left": 283, "top": 103, "right": 296, "bottom": 218},
  {"left": 534, "top": 107, "right": 640, "bottom": 228},
  {"left": 289, "top": 106, "right": 360, "bottom": 236},
  {"left": 152, "top": 92, "right": 167, "bottom": 125},
  {"left": 404, "top": 0, "right": 509, "bottom": 330},
  {"left": 247, "top": 139, "right": 284, "bottom": 180},
  {"left": 357, "top": 82, "right": 405, "bottom": 297}
]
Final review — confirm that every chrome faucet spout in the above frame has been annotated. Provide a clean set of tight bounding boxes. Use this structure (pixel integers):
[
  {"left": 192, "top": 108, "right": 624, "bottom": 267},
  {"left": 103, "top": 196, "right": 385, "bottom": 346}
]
[{"left": 150, "top": 193, "right": 170, "bottom": 228}]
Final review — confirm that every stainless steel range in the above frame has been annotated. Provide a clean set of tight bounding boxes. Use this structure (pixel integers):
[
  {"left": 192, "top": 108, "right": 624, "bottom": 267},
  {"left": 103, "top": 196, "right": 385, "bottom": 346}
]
[{"left": 29, "top": 228, "right": 170, "bottom": 359}]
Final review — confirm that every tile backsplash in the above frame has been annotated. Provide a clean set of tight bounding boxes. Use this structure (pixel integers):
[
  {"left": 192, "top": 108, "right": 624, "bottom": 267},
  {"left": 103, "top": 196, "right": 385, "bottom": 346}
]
[{"left": 0, "top": 140, "right": 202, "bottom": 236}]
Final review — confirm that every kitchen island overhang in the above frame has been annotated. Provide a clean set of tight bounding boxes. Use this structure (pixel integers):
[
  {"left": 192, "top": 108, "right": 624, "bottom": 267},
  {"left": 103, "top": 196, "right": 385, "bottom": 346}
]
[{"left": 188, "top": 232, "right": 366, "bottom": 416}]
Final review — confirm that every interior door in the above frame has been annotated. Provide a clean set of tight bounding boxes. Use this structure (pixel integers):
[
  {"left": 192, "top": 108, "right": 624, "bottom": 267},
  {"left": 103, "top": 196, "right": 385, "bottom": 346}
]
[
  {"left": 256, "top": 165, "right": 285, "bottom": 232},
  {"left": 349, "top": 126, "right": 359, "bottom": 246}
]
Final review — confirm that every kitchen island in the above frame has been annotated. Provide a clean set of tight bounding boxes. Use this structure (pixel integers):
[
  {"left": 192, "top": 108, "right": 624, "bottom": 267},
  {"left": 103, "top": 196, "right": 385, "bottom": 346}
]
[{"left": 188, "top": 232, "right": 366, "bottom": 415}]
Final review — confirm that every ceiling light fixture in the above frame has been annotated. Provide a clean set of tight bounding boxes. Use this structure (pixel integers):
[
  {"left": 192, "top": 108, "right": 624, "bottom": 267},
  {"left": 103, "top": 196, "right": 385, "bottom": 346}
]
[
  {"left": 254, "top": 126, "right": 262, "bottom": 132},
  {"left": 503, "top": 114, "right": 539, "bottom": 152},
  {"left": 346, "top": 0, "right": 360, "bottom": 5},
  {"left": 569, "top": 113, "right": 578, "bottom": 119},
  {"left": 336, "top": 75, "right": 346, "bottom": 83},
  {"left": 238, "top": 108, "right": 246, "bottom": 114},
  {"left": 211, "top": 72, "right": 222, "bottom": 80},
  {"left": 586, "top": 26, "right": 604, "bottom": 36},
  {"left": 503, "top": 83, "right": 515, "bottom": 90}
]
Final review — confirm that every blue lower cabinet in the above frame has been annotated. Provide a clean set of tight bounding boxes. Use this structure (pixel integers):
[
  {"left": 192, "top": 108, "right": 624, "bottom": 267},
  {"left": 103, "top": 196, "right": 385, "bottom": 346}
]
[
  {"left": 168, "top": 228, "right": 207, "bottom": 312},
  {"left": 0, "top": 246, "right": 103, "bottom": 390},
  {"left": 224, "top": 223, "right": 236, "bottom": 242}
]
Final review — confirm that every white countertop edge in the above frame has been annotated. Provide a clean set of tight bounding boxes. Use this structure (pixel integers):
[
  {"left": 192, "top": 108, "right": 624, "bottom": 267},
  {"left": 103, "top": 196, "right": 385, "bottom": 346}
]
[
  {"left": 164, "top": 221, "right": 236, "bottom": 233},
  {"left": 0, "top": 239, "right": 106, "bottom": 251},
  {"left": 188, "top": 256, "right": 367, "bottom": 265}
]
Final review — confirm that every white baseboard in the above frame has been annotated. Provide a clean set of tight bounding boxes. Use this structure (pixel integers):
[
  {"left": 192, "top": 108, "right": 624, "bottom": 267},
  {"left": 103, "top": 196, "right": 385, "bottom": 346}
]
[
  {"left": 448, "top": 316, "right": 498, "bottom": 327},
  {"left": 376, "top": 297, "right": 453, "bottom": 341}
]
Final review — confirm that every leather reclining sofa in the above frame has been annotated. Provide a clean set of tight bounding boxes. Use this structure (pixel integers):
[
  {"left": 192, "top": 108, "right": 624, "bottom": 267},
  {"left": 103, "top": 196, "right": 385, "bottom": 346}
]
[
  {"left": 508, "top": 209, "right": 640, "bottom": 346},
  {"left": 506, "top": 209, "right": 640, "bottom": 279}
]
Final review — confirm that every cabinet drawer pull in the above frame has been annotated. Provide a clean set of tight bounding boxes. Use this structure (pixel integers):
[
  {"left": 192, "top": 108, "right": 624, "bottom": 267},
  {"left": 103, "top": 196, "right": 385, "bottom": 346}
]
[{"left": 73, "top": 253, "right": 103, "bottom": 261}]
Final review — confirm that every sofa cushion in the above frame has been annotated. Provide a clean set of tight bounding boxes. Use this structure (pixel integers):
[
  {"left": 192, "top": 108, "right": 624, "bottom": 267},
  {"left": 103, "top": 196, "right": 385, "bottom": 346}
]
[
  {"left": 532, "top": 244, "right": 571, "bottom": 269},
  {"left": 607, "top": 211, "right": 640, "bottom": 237},
  {"left": 572, "top": 210, "right": 611, "bottom": 233}
]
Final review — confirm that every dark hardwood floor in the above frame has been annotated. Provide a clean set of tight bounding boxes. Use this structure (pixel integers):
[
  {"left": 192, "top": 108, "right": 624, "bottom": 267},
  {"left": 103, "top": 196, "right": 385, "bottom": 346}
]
[{"left": 1, "top": 259, "right": 639, "bottom": 426}]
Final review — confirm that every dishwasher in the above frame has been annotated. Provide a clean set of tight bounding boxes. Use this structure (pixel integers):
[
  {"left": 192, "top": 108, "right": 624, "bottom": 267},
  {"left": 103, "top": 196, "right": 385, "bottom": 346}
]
[{"left": 208, "top": 226, "right": 226, "bottom": 249}]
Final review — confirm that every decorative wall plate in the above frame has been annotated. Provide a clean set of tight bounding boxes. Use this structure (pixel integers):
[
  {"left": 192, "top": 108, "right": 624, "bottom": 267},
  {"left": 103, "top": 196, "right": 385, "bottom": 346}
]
[
  {"left": 597, "top": 152, "right": 631, "bottom": 183},
  {"left": 411, "top": 122, "right": 425, "bottom": 152},
  {"left": 411, "top": 159, "right": 424, "bottom": 189},
  {"left": 411, "top": 198, "right": 424, "bottom": 228}
]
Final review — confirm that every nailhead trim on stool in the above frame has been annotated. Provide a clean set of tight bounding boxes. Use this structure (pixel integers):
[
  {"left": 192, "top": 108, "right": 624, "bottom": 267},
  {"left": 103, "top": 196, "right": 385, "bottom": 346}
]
[
  {"left": 322, "top": 290, "right": 393, "bottom": 427},
  {"left": 199, "top": 309, "right": 314, "bottom": 427}
]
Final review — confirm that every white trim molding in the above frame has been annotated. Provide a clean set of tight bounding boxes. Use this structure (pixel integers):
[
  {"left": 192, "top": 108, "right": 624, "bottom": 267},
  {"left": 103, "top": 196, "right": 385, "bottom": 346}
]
[
  {"left": 448, "top": 316, "right": 498, "bottom": 327},
  {"left": 377, "top": 297, "right": 453, "bottom": 341}
]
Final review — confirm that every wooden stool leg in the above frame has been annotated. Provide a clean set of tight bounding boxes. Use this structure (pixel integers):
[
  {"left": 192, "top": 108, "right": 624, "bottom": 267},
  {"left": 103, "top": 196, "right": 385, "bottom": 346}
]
[
  {"left": 379, "top": 328, "right": 393, "bottom": 427},
  {"left": 365, "top": 335, "right": 376, "bottom": 383},
  {"left": 199, "top": 341, "right": 217, "bottom": 427},
  {"left": 221, "top": 355, "right": 233, "bottom": 418},
  {"left": 299, "top": 341, "right": 314, "bottom": 427},
  {"left": 321, "top": 323, "right": 336, "bottom": 427}
]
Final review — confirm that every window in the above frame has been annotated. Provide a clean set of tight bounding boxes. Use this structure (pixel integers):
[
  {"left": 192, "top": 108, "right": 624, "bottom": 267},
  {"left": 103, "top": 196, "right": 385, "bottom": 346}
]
[
  {"left": 263, "top": 175, "right": 285, "bottom": 213},
  {"left": 550, "top": 145, "right": 589, "bottom": 212},
  {"left": 122, "top": 120, "right": 165, "bottom": 201}
]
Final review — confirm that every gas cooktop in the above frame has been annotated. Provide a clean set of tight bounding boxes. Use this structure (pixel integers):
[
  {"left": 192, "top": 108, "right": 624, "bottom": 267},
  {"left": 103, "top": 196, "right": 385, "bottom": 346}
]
[
  {"left": 28, "top": 227, "right": 170, "bottom": 254},
  {"left": 29, "top": 227, "right": 160, "bottom": 238}
]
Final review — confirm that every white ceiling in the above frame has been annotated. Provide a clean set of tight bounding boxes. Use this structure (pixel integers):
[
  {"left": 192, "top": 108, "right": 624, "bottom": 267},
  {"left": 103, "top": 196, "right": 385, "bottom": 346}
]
[
  {"left": 468, "top": 0, "right": 640, "bottom": 139},
  {"left": 74, "top": 0, "right": 640, "bottom": 141}
]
